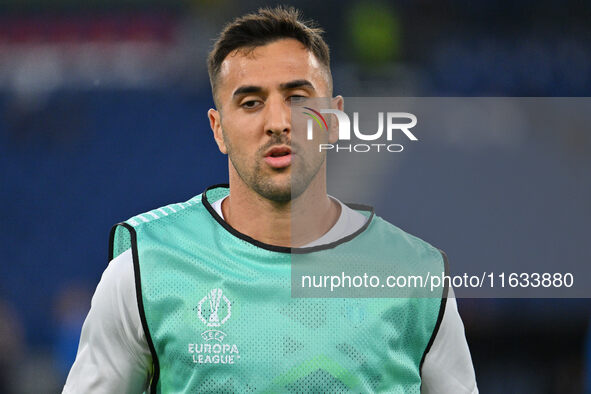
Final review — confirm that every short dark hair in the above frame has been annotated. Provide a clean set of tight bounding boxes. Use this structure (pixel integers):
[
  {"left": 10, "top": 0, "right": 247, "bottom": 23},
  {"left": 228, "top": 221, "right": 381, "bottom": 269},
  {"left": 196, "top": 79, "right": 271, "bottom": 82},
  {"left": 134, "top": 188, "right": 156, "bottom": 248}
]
[{"left": 207, "top": 6, "right": 331, "bottom": 105}]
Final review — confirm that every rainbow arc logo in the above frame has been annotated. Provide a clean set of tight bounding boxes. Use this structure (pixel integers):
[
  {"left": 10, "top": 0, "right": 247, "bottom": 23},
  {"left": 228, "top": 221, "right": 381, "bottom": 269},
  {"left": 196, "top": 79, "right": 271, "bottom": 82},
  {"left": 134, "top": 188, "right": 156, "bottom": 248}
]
[{"left": 302, "top": 106, "right": 328, "bottom": 131}]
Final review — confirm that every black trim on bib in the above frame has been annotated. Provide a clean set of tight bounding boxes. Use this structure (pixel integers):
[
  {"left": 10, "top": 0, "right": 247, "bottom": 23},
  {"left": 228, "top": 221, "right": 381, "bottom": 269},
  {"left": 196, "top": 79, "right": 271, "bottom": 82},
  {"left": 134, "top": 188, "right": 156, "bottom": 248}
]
[
  {"left": 419, "top": 249, "right": 450, "bottom": 383},
  {"left": 108, "top": 225, "right": 115, "bottom": 262},
  {"left": 108, "top": 223, "right": 161, "bottom": 393},
  {"left": 201, "top": 183, "right": 375, "bottom": 254}
]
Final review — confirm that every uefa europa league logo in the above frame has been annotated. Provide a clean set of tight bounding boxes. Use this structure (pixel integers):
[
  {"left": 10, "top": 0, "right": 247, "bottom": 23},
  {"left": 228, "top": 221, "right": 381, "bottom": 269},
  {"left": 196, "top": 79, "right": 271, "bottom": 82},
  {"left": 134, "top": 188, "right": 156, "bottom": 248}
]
[{"left": 198, "top": 288, "right": 232, "bottom": 327}]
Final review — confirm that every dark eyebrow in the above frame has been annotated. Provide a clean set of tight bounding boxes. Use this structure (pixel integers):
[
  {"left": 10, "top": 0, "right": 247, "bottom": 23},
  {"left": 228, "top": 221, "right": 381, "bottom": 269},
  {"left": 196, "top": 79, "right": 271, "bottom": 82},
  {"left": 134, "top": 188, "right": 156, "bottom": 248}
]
[
  {"left": 232, "top": 79, "right": 315, "bottom": 99},
  {"left": 279, "top": 79, "right": 314, "bottom": 91},
  {"left": 232, "top": 85, "right": 263, "bottom": 98}
]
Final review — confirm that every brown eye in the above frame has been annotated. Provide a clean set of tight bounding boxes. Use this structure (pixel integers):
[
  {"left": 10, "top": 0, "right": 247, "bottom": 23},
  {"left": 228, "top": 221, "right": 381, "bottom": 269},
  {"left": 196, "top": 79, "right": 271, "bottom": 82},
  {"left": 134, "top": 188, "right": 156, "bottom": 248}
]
[
  {"left": 288, "top": 95, "right": 306, "bottom": 103},
  {"left": 241, "top": 100, "right": 261, "bottom": 109}
]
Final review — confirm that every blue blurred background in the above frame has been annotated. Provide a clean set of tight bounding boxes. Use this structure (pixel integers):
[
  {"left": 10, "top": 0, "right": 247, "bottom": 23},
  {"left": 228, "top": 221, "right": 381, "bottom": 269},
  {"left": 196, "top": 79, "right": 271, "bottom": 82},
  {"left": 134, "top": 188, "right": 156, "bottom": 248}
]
[{"left": 1, "top": 0, "right": 590, "bottom": 392}]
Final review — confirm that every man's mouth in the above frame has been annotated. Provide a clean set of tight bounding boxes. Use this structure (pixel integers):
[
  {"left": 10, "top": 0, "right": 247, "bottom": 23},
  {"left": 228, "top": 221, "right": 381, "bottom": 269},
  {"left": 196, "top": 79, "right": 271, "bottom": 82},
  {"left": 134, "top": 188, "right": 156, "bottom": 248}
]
[{"left": 264, "top": 146, "right": 292, "bottom": 168}]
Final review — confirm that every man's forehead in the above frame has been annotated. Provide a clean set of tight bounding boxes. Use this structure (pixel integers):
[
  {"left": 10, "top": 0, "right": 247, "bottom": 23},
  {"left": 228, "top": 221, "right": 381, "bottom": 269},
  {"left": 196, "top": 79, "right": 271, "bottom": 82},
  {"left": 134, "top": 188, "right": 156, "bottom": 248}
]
[{"left": 218, "top": 39, "right": 326, "bottom": 92}]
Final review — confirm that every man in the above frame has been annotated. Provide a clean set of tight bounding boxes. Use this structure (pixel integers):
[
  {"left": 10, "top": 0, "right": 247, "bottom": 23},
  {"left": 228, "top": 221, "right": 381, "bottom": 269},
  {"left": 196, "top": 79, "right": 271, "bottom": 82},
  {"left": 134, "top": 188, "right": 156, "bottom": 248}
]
[{"left": 64, "top": 7, "right": 477, "bottom": 393}]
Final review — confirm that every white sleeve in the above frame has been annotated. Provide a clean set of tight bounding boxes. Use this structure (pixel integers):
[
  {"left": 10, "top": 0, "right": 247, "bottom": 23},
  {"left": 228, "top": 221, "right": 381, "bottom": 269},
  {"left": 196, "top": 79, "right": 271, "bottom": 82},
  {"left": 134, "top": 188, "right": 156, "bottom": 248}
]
[
  {"left": 421, "top": 287, "right": 478, "bottom": 394},
  {"left": 63, "top": 249, "right": 152, "bottom": 394}
]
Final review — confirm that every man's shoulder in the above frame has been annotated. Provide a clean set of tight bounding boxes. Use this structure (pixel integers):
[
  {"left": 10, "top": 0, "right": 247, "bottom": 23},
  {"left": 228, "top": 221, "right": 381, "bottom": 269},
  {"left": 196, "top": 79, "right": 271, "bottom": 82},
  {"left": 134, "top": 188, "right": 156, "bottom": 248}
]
[
  {"left": 123, "top": 193, "right": 205, "bottom": 229},
  {"left": 369, "top": 214, "right": 445, "bottom": 264},
  {"left": 109, "top": 193, "right": 215, "bottom": 260}
]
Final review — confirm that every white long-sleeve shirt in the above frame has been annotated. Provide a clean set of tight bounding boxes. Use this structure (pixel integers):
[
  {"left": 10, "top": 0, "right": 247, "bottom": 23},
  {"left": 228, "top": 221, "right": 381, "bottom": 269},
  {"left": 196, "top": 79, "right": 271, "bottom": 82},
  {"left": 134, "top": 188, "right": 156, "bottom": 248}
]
[{"left": 64, "top": 198, "right": 478, "bottom": 393}]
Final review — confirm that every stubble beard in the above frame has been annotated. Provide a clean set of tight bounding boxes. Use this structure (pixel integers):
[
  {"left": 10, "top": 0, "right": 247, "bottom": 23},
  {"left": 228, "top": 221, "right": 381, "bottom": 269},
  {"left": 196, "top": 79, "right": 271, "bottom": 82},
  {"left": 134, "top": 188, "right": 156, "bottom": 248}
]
[{"left": 224, "top": 132, "right": 325, "bottom": 203}]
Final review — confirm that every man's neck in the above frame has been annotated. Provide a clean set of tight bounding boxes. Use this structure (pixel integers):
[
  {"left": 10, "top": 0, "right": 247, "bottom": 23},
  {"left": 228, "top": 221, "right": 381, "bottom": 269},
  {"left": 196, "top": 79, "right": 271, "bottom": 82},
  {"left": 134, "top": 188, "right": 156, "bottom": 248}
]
[{"left": 221, "top": 176, "right": 340, "bottom": 248}]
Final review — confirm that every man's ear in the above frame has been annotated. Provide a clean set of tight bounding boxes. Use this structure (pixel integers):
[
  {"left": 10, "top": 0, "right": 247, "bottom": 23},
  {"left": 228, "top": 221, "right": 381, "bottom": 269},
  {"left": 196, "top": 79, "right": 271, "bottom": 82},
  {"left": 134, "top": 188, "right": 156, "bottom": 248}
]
[
  {"left": 328, "top": 95, "right": 344, "bottom": 144},
  {"left": 208, "top": 108, "right": 227, "bottom": 154}
]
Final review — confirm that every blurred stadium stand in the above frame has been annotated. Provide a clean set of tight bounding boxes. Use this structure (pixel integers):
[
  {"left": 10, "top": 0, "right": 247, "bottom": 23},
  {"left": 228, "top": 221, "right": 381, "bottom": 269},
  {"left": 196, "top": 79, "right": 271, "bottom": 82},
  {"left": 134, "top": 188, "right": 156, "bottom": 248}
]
[{"left": 1, "top": 0, "right": 590, "bottom": 392}]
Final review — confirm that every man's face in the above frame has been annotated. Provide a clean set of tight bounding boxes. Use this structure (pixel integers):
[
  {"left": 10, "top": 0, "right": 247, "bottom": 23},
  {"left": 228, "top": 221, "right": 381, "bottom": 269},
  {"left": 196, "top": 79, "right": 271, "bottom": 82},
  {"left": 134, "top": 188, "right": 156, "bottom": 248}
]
[{"left": 208, "top": 38, "right": 340, "bottom": 202}]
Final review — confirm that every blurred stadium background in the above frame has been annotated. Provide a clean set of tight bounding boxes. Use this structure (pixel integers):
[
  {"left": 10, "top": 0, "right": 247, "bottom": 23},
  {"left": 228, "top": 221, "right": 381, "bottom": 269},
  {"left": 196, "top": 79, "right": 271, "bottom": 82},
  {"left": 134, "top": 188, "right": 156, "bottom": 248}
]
[{"left": 1, "top": 0, "right": 590, "bottom": 392}]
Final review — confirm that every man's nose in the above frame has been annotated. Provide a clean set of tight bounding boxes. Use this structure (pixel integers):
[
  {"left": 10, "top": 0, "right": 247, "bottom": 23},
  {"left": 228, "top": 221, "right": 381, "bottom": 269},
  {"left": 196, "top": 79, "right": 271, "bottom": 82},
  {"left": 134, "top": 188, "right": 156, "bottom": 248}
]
[{"left": 264, "top": 97, "right": 291, "bottom": 136}]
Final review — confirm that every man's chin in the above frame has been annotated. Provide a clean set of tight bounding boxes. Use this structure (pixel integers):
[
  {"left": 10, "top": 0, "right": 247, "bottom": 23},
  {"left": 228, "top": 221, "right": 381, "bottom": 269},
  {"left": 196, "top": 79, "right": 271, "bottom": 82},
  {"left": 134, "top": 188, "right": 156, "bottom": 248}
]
[
  {"left": 252, "top": 176, "right": 309, "bottom": 203},
  {"left": 247, "top": 161, "right": 316, "bottom": 202},
  {"left": 254, "top": 184, "right": 292, "bottom": 203}
]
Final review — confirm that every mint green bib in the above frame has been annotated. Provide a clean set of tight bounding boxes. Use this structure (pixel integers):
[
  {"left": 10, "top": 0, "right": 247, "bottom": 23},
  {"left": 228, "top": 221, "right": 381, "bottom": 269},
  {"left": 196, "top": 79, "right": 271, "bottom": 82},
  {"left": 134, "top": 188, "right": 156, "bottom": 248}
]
[{"left": 109, "top": 185, "right": 447, "bottom": 393}]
